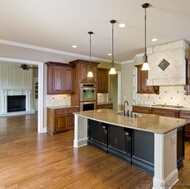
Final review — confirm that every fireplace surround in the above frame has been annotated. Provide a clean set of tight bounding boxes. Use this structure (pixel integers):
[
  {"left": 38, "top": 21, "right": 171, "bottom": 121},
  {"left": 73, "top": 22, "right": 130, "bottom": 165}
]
[{"left": 0, "top": 89, "right": 34, "bottom": 116}]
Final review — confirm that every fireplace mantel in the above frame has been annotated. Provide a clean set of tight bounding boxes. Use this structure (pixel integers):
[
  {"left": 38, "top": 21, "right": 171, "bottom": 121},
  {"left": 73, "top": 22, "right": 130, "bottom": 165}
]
[{"left": 0, "top": 89, "right": 34, "bottom": 116}]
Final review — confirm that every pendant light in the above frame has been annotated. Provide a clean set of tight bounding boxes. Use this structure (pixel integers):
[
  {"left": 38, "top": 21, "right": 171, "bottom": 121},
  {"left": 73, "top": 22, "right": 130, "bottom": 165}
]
[
  {"left": 141, "top": 3, "right": 150, "bottom": 71},
  {"left": 109, "top": 20, "right": 117, "bottom": 75},
  {"left": 87, "top": 31, "right": 93, "bottom": 77}
]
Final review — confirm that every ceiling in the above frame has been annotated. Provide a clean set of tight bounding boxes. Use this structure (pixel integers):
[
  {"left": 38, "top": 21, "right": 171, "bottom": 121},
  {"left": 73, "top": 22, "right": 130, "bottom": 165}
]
[{"left": 0, "top": 0, "right": 190, "bottom": 63}]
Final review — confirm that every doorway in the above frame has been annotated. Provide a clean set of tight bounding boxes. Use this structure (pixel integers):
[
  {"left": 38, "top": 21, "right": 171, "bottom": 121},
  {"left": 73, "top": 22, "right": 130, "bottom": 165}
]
[
  {"left": 109, "top": 72, "right": 121, "bottom": 111},
  {"left": 0, "top": 57, "right": 45, "bottom": 133}
]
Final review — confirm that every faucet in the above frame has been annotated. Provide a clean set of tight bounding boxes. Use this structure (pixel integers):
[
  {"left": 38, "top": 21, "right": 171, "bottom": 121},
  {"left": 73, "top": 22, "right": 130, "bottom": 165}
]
[{"left": 124, "top": 101, "right": 129, "bottom": 116}]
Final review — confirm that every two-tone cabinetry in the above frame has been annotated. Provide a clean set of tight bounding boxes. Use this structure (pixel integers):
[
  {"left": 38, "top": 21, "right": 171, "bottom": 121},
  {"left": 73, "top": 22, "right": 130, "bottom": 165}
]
[
  {"left": 47, "top": 107, "right": 79, "bottom": 135},
  {"left": 132, "top": 105, "right": 190, "bottom": 141}
]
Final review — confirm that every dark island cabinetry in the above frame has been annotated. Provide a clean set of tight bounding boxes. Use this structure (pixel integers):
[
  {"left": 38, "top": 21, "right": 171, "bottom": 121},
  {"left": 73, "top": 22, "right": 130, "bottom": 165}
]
[
  {"left": 87, "top": 119, "right": 184, "bottom": 175},
  {"left": 132, "top": 130, "right": 154, "bottom": 174},
  {"left": 107, "top": 125, "right": 132, "bottom": 163},
  {"left": 88, "top": 120, "right": 108, "bottom": 152}
]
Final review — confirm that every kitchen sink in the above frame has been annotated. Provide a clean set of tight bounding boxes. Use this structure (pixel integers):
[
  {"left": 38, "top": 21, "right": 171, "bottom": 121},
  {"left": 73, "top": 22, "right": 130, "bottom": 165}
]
[
  {"left": 152, "top": 104, "right": 184, "bottom": 109},
  {"left": 115, "top": 111, "right": 141, "bottom": 117}
]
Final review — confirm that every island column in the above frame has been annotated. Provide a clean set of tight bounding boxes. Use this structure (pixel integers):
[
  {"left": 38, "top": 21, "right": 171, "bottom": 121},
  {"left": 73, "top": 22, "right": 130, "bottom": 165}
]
[
  {"left": 153, "top": 129, "right": 178, "bottom": 189},
  {"left": 73, "top": 114, "right": 88, "bottom": 148}
]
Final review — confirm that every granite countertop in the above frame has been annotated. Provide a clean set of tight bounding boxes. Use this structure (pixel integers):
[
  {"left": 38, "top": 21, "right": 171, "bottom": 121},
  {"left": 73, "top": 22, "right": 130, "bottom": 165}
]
[
  {"left": 74, "top": 109, "right": 190, "bottom": 134},
  {"left": 47, "top": 105, "right": 79, "bottom": 109},
  {"left": 133, "top": 104, "right": 190, "bottom": 111}
]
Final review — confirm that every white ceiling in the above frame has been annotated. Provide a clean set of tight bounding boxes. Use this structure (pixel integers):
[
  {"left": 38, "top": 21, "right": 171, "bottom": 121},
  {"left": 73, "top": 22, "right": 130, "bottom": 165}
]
[{"left": 0, "top": 0, "right": 190, "bottom": 63}]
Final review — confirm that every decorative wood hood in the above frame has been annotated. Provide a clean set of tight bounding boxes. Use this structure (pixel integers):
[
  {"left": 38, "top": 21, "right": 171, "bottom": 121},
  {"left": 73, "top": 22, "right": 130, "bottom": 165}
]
[{"left": 147, "top": 40, "right": 190, "bottom": 86}]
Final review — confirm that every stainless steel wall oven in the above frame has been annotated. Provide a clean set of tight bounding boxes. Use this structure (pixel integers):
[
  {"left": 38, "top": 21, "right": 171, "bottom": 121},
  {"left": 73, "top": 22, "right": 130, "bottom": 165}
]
[{"left": 80, "top": 83, "right": 96, "bottom": 111}]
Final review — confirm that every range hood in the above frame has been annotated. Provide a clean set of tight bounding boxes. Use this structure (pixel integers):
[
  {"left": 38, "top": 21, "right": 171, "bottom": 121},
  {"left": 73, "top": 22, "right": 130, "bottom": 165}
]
[{"left": 147, "top": 40, "right": 189, "bottom": 86}]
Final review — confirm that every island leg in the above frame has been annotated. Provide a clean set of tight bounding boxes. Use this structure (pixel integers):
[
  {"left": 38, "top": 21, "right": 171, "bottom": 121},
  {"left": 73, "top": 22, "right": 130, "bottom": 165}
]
[
  {"left": 73, "top": 114, "right": 88, "bottom": 148},
  {"left": 153, "top": 129, "right": 178, "bottom": 189}
]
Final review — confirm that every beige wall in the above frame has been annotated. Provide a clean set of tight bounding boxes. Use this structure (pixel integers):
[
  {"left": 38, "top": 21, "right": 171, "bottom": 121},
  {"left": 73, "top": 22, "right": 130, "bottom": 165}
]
[{"left": 120, "top": 61, "right": 134, "bottom": 111}]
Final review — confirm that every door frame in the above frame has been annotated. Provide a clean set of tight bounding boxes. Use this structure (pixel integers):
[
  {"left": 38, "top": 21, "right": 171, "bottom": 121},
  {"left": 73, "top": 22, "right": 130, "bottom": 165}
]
[{"left": 0, "top": 57, "right": 46, "bottom": 133}]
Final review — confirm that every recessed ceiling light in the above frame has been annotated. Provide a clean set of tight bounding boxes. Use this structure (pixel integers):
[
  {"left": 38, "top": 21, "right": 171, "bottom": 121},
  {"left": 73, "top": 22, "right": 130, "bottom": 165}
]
[
  {"left": 72, "top": 45, "right": 77, "bottom": 48},
  {"left": 152, "top": 38, "right": 157, "bottom": 42},
  {"left": 108, "top": 53, "right": 112, "bottom": 56},
  {"left": 119, "top": 23, "right": 126, "bottom": 28}
]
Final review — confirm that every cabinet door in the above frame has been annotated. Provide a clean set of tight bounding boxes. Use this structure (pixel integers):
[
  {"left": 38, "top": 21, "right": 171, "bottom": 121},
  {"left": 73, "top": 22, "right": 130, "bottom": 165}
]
[
  {"left": 80, "top": 63, "right": 97, "bottom": 83},
  {"left": 89, "top": 120, "right": 108, "bottom": 147},
  {"left": 136, "top": 65, "right": 159, "bottom": 94},
  {"left": 46, "top": 62, "right": 73, "bottom": 94},
  {"left": 55, "top": 109, "right": 67, "bottom": 132},
  {"left": 64, "top": 67, "right": 73, "bottom": 93},
  {"left": 52, "top": 66, "right": 64, "bottom": 94},
  {"left": 98, "top": 68, "right": 108, "bottom": 93},
  {"left": 56, "top": 114, "right": 67, "bottom": 132},
  {"left": 66, "top": 107, "right": 79, "bottom": 130}
]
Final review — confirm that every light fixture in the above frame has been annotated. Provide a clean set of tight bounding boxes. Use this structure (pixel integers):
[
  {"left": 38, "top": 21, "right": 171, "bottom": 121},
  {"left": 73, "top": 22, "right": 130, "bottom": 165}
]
[
  {"left": 141, "top": 3, "right": 150, "bottom": 71},
  {"left": 119, "top": 23, "right": 126, "bottom": 28},
  {"left": 72, "top": 45, "right": 77, "bottom": 48},
  {"left": 109, "top": 20, "right": 117, "bottom": 75},
  {"left": 87, "top": 31, "right": 94, "bottom": 78}
]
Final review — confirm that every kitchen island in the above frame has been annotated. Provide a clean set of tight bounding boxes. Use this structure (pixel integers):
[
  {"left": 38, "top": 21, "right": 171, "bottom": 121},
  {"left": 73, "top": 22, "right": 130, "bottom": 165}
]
[{"left": 73, "top": 109, "right": 190, "bottom": 189}]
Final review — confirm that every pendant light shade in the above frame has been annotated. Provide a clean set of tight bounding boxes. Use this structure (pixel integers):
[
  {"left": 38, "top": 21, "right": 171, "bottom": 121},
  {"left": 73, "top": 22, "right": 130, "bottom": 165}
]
[
  {"left": 87, "top": 31, "right": 94, "bottom": 77},
  {"left": 109, "top": 20, "right": 117, "bottom": 75},
  {"left": 141, "top": 3, "right": 150, "bottom": 71}
]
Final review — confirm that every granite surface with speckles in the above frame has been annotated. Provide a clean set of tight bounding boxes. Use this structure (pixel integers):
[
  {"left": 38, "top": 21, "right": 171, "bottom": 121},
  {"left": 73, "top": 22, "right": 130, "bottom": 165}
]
[{"left": 74, "top": 109, "right": 190, "bottom": 134}]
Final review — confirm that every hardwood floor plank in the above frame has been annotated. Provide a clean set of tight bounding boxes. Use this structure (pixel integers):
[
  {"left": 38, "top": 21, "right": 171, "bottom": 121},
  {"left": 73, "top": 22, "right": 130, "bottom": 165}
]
[{"left": 0, "top": 113, "right": 190, "bottom": 188}]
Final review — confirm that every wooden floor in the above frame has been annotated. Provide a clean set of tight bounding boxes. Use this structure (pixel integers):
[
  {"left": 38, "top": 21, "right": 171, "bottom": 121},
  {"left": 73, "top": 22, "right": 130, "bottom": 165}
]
[{"left": 0, "top": 114, "right": 190, "bottom": 189}]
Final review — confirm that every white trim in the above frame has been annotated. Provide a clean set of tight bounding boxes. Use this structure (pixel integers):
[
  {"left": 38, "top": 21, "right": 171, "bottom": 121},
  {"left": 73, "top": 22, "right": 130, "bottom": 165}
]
[
  {"left": 0, "top": 57, "right": 45, "bottom": 133},
  {"left": 0, "top": 39, "right": 112, "bottom": 63}
]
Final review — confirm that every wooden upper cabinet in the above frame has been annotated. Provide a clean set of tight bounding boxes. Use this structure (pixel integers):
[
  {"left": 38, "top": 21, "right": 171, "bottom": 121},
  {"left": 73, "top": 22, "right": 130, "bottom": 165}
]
[
  {"left": 46, "top": 62, "right": 74, "bottom": 94},
  {"left": 98, "top": 68, "right": 108, "bottom": 93},
  {"left": 184, "top": 58, "right": 190, "bottom": 95},
  {"left": 135, "top": 65, "right": 159, "bottom": 94},
  {"left": 69, "top": 59, "right": 99, "bottom": 83}
]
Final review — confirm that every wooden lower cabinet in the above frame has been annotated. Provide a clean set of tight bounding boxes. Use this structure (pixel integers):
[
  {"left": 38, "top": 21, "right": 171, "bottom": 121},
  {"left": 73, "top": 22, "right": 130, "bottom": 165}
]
[
  {"left": 47, "top": 107, "right": 79, "bottom": 135},
  {"left": 133, "top": 105, "right": 190, "bottom": 141},
  {"left": 151, "top": 108, "right": 179, "bottom": 118},
  {"left": 132, "top": 106, "right": 151, "bottom": 114},
  {"left": 179, "top": 110, "right": 190, "bottom": 141},
  {"left": 97, "top": 103, "right": 113, "bottom": 109}
]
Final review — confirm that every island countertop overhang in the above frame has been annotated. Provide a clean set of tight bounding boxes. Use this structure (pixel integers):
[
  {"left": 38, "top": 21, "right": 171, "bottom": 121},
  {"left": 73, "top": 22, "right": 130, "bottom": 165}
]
[{"left": 74, "top": 109, "right": 190, "bottom": 134}]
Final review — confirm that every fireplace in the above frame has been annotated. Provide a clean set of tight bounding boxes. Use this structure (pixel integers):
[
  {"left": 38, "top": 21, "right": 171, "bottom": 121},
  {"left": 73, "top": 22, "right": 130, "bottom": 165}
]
[{"left": 7, "top": 95, "right": 26, "bottom": 112}]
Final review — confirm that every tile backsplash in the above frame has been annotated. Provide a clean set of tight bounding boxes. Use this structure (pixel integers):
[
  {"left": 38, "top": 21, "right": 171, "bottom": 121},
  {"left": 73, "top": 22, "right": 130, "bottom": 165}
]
[
  {"left": 97, "top": 93, "right": 109, "bottom": 103},
  {"left": 134, "top": 86, "right": 190, "bottom": 108},
  {"left": 46, "top": 94, "right": 71, "bottom": 106}
]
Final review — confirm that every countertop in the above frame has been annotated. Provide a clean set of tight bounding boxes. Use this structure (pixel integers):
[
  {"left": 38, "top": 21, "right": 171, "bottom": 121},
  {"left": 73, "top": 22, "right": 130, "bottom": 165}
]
[
  {"left": 47, "top": 105, "right": 79, "bottom": 109},
  {"left": 74, "top": 109, "right": 190, "bottom": 134},
  {"left": 133, "top": 104, "right": 190, "bottom": 111}
]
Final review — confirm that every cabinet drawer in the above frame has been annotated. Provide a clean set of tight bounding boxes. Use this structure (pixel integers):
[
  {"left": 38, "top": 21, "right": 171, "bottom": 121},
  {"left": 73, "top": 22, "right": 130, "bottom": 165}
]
[
  {"left": 179, "top": 110, "right": 190, "bottom": 119},
  {"left": 97, "top": 104, "right": 113, "bottom": 109},
  {"left": 55, "top": 109, "right": 67, "bottom": 115},
  {"left": 132, "top": 106, "right": 151, "bottom": 114},
  {"left": 151, "top": 108, "right": 178, "bottom": 118},
  {"left": 67, "top": 107, "right": 79, "bottom": 114}
]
